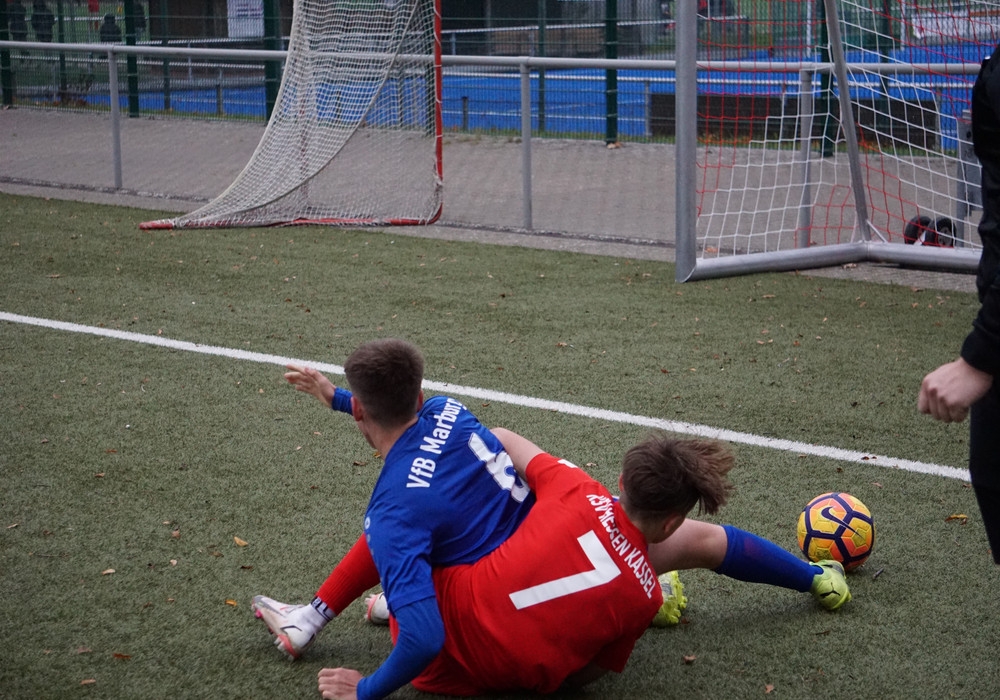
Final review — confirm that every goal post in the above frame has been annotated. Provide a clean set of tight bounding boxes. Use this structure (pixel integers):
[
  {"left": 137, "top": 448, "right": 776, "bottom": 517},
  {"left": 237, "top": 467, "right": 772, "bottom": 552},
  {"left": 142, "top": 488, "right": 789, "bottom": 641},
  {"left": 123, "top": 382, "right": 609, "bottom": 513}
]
[
  {"left": 675, "top": 0, "right": 995, "bottom": 282},
  {"left": 141, "top": 0, "right": 442, "bottom": 231}
]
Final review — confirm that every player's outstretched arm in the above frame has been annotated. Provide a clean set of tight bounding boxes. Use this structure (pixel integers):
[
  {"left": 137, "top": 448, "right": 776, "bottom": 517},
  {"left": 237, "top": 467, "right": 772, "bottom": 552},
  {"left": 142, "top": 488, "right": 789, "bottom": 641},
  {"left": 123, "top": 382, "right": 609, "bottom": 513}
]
[
  {"left": 284, "top": 364, "right": 336, "bottom": 406},
  {"left": 491, "top": 427, "right": 544, "bottom": 480}
]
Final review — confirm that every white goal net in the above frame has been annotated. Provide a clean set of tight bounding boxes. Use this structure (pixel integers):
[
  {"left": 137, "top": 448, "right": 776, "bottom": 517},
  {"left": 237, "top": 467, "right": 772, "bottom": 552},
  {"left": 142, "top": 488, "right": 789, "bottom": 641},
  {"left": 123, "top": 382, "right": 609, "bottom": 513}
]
[
  {"left": 675, "top": 0, "right": 996, "bottom": 280},
  {"left": 142, "top": 0, "right": 442, "bottom": 230}
]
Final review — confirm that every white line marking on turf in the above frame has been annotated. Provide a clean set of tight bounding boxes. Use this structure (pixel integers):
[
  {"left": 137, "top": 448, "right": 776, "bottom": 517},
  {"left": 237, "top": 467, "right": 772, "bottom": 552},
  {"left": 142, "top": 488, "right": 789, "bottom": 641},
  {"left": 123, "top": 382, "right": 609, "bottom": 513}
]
[{"left": 2, "top": 311, "right": 970, "bottom": 481}]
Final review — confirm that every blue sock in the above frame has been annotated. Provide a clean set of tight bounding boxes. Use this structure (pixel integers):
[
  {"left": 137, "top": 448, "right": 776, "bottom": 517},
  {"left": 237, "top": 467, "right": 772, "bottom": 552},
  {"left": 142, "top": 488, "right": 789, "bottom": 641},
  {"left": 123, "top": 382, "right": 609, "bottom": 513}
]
[{"left": 714, "top": 525, "right": 819, "bottom": 592}]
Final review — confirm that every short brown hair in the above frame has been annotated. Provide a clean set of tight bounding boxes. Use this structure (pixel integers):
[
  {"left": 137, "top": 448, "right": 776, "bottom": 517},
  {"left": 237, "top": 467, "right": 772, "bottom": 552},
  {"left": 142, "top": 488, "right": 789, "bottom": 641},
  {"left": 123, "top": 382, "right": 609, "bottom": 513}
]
[
  {"left": 619, "top": 435, "right": 734, "bottom": 522},
  {"left": 343, "top": 338, "right": 424, "bottom": 428}
]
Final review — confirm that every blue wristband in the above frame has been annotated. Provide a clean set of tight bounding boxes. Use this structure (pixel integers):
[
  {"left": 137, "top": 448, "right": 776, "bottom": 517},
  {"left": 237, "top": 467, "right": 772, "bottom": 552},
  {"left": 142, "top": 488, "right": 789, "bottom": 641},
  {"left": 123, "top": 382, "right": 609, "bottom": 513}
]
[{"left": 332, "top": 387, "right": 353, "bottom": 415}]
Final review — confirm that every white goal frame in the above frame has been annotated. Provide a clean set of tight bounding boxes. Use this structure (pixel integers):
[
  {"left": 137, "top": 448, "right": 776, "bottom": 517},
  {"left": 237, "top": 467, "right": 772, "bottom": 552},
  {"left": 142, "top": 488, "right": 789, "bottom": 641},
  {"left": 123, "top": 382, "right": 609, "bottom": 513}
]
[{"left": 674, "top": 0, "right": 987, "bottom": 282}]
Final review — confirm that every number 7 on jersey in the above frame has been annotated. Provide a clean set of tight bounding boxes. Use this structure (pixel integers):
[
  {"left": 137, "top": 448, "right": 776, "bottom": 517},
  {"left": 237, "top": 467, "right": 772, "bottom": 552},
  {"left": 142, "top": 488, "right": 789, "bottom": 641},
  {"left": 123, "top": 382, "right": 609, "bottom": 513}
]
[{"left": 508, "top": 531, "right": 621, "bottom": 610}]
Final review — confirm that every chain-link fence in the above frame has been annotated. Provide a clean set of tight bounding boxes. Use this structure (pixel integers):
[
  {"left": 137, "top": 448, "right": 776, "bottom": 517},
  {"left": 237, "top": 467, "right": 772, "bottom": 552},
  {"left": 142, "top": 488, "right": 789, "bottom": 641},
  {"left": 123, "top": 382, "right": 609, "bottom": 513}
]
[{"left": 1, "top": 1, "right": 826, "bottom": 140}]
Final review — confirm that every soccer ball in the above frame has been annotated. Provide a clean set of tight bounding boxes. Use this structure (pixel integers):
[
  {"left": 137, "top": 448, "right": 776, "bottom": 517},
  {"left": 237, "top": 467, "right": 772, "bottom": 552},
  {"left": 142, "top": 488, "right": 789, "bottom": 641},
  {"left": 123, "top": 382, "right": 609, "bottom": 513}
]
[{"left": 797, "top": 492, "right": 875, "bottom": 571}]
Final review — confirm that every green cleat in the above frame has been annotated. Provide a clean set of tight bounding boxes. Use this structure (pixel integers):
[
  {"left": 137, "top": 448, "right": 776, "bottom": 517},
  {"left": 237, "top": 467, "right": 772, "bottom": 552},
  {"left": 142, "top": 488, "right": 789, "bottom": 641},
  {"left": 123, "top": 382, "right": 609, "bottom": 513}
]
[
  {"left": 810, "top": 560, "right": 852, "bottom": 611},
  {"left": 650, "top": 570, "right": 688, "bottom": 627}
]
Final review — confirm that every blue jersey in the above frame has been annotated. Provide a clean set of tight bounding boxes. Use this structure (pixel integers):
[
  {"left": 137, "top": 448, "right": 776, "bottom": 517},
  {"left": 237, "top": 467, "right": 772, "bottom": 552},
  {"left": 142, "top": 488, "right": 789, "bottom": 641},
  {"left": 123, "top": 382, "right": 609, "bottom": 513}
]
[{"left": 363, "top": 394, "right": 535, "bottom": 612}]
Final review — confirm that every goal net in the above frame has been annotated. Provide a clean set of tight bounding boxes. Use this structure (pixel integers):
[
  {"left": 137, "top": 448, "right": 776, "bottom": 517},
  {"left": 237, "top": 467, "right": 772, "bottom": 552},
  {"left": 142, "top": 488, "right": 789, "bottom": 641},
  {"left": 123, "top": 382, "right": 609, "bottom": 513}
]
[
  {"left": 141, "top": 0, "right": 442, "bottom": 230},
  {"left": 675, "top": 0, "right": 997, "bottom": 281}
]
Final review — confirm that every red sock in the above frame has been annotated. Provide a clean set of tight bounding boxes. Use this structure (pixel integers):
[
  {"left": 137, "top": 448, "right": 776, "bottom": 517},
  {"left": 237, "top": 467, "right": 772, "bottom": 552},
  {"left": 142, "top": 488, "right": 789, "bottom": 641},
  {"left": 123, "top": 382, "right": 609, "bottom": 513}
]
[{"left": 315, "top": 534, "right": 380, "bottom": 615}]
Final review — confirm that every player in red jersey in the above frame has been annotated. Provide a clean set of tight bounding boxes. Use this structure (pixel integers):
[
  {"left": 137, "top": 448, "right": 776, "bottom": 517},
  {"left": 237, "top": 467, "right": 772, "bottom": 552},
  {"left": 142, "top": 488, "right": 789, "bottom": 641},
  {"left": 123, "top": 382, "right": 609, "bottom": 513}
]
[{"left": 317, "top": 429, "right": 735, "bottom": 698}]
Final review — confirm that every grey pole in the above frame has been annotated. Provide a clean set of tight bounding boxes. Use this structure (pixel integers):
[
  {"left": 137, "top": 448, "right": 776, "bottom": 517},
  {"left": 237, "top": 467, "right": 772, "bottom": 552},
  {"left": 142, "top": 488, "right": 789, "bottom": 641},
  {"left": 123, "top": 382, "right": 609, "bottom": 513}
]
[
  {"left": 795, "top": 69, "right": 815, "bottom": 248},
  {"left": 108, "top": 49, "right": 123, "bottom": 189},
  {"left": 521, "top": 61, "right": 533, "bottom": 230},
  {"left": 674, "top": 0, "right": 697, "bottom": 281}
]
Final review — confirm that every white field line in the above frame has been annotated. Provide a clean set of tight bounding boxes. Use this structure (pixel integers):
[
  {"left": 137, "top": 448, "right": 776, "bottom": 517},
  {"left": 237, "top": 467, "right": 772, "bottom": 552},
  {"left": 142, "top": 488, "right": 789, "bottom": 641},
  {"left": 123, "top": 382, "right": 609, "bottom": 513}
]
[{"left": 2, "top": 311, "right": 970, "bottom": 482}]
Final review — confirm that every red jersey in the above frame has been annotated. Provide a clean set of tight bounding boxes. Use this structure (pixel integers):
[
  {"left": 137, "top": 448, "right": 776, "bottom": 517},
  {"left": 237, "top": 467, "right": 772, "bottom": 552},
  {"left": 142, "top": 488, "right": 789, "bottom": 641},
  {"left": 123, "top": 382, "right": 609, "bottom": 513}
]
[{"left": 416, "top": 452, "right": 663, "bottom": 695}]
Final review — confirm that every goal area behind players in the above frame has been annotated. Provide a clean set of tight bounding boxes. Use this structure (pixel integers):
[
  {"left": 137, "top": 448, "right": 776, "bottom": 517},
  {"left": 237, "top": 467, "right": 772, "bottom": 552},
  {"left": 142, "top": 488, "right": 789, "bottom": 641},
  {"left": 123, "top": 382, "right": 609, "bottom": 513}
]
[{"left": 141, "top": 0, "right": 442, "bottom": 231}]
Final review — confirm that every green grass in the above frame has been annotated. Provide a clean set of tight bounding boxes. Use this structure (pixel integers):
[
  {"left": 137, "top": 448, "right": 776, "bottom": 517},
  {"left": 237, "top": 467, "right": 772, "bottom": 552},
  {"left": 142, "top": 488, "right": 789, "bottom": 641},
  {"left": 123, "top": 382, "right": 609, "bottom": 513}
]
[{"left": 2, "top": 193, "right": 999, "bottom": 699}]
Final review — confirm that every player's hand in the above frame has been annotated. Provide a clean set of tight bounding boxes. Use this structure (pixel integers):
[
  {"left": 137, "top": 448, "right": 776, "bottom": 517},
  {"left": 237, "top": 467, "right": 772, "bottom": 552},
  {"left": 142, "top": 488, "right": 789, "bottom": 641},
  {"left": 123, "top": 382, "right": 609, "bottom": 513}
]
[
  {"left": 285, "top": 364, "right": 336, "bottom": 405},
  {"left": 918, "top": 358, "right": 994, "bottom": 423},
  {"left": 317, "top": 668, "right": 362, "bottom": 700}
]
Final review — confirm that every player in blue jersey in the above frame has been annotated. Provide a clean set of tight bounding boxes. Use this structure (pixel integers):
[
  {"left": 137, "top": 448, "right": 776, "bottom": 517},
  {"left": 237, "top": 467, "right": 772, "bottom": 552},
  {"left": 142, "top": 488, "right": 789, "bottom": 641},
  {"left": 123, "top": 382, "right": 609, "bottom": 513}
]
[
  {"left": 253, "top": 338, "right": 536, "bottom": 697},
  {"left": 253, "top": 338, "right": 850, "bottom": 700}
]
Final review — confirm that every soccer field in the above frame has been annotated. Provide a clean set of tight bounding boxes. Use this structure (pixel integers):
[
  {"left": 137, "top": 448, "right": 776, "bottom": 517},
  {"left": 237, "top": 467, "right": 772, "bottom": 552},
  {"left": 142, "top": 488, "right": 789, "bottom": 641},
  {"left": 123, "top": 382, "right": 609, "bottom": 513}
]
[{"left": 2, "top": 193, "right": 999, "bottom": 699}]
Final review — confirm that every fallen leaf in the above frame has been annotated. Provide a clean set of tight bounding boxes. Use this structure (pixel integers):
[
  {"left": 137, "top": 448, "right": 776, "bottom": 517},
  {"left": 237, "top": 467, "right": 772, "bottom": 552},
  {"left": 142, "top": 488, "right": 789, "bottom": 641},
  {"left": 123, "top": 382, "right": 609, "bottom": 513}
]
[
  {"left": 76, "top": 646, "right": 93, "bottom": 655},
  {"left": 113, "top": 653, "right": 131, "bottom": 660},
  {"left": 225, "top": 598, "right": 238, "bottom": 607},
  {"left": 6, "top": 523, "right": 17, "bottom": 529},
  {"left": 81, "top": 678, "right": 96, "bottom": 686},
  {"left": 101, "top": 568, "right": 115, "bottom": 576},
  {"left": 683, "top": 654, "right": 697, "bottom": 665},
  {"left": 233, "top": 536, "right": 248, "bottom": 547},
  {"left": 171, "top": 529, "right": 180, "bottom": 539},
  {"left": 765, "top": 684, "right": 775, "bottom": 694},
  {"left": 169, "top": 559, "right": 178, "bottom": 566},
  {"left": 945, "top": 514, "right": 968, "bottom": 524}
]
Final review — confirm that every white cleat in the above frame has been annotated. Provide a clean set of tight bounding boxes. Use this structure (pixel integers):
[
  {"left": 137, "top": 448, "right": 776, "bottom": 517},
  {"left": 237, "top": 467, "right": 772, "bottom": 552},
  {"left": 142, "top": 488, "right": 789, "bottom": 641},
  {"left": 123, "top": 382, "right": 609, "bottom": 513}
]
[
  {"left": 364, "top": 592, "right": 390, "bottom": 625},
  {"left": 251, "top": 595, "right": 316, "bottom": 659}
]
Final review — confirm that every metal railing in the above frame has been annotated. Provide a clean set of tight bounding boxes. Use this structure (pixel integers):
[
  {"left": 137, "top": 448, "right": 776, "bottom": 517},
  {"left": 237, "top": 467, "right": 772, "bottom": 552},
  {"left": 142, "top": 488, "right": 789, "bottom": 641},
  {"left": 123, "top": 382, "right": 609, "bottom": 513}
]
[
  {"left": 2, "top": 39, "right": 680, "bottom": 205},
  {"left": 0, "top": 38, "right": 984, "bottom": 280}
]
